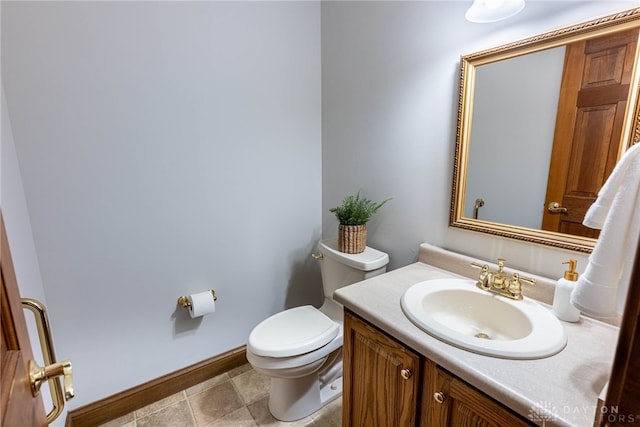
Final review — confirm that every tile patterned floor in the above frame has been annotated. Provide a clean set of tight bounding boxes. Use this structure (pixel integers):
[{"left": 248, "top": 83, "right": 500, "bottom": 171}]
[{"left": 97, "top": 363, "right": 342, "bottom": 427}]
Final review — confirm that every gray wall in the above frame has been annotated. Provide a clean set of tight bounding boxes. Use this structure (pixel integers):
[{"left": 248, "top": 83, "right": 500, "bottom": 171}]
[
  {"left": 2, "top": 1, "right": 321, "bottom": 412},
  {"left": 322, "top": 1, "right": 636, "bottom": 277},
  {"left": 2, "top": 0, "right": 637, "bottom": 419}
]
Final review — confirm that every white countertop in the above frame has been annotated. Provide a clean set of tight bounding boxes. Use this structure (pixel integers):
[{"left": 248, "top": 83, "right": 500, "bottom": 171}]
[{"left": 333, "top": 244, "right": 618, "bottom": 427}]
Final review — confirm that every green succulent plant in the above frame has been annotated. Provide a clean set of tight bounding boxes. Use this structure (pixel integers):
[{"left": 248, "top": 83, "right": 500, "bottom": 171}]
[{"left": 330, "top": 191, "right": 391, "bottom": 226}]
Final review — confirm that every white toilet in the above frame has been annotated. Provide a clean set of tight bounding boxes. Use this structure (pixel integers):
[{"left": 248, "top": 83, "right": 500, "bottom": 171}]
[{"left": 246, "top": 239, "right": 389, "bottom": 421}]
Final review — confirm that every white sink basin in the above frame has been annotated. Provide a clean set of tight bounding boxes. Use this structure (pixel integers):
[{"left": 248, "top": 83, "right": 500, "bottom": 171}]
[{"left": 401, "top": 278, "right": 567, "bottom": 359}]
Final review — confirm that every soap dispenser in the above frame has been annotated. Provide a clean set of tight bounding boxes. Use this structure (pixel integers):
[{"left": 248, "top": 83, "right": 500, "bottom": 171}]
[{"left": 552, "top": 259, "right": 581, "bottom": 322}]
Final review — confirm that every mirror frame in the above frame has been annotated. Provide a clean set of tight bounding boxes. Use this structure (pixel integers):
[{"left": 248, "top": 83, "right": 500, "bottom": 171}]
[{"left": 450, "top": 7, "right": 640, "bottom": 253}]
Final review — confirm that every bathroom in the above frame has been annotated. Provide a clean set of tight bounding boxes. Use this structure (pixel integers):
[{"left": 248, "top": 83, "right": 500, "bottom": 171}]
[{"left": 2, "top": 0, "right": 639, "bottom": 426}]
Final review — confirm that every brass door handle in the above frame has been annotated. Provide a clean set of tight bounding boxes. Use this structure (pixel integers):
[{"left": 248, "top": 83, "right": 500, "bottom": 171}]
[
  {"left": 547, "top": 202, "right": 568, "bottom": 213},
  {"left": 22, "top": 298, "right": 74, "bottom": 423},
  {"left": 434, "top": 391, "right": 446, "bottom": 404},
  {"left": 400, "top": 368, "right": 412, "bottom": 380},
  {"left": 30, "top": 359, "right": 74, "bottom": 400}
]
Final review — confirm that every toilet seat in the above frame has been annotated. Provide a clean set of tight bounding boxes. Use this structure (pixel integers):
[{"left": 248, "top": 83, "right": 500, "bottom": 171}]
[
  {"left": 248, "top": 305, "right": 339, "bottom": 358},
  {"left": 246, "top": 326, "right": 343, "bottom": 371}
]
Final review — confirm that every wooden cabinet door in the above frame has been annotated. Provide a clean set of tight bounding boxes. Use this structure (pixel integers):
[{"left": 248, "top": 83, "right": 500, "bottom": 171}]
[
  {"left": 343, "top": 310, "right": 420, "bottom": 427},
  {"left": 421, "top": 360, "right": 533, "bottom": 427}
]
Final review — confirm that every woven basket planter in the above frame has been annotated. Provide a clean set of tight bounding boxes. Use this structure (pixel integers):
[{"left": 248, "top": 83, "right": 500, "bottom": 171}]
[{"left": 338, "top": 224, "right": 367, "bottom": 254}]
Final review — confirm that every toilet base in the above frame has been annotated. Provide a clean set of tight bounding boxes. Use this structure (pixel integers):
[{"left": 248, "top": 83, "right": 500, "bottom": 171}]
[
  {"left": 268, "top": 374, "right": 342, "bottom": 422},
  {"left": 247, "top": 327, "right": 345, "bottom": 422}
]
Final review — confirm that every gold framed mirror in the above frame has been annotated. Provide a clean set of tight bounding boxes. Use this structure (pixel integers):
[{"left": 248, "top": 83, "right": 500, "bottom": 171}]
[{"left": 450, "top": 7, "right": 640, "bottom": 253}]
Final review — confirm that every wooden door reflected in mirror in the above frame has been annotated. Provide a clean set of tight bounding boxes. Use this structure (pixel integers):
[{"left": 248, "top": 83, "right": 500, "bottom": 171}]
[{"left": 541, "top": 29, "right": 638, "bottom": 239}]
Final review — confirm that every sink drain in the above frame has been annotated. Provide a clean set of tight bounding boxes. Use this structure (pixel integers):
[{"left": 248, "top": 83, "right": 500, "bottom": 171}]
[{"left": 474, "top": 332, "right": 491, "bottom": 340}]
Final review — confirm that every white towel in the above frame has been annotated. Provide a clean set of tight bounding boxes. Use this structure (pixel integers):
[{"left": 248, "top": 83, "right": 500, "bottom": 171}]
[{"left": 570, "top": 143, "right": 640, "bottom": 317}]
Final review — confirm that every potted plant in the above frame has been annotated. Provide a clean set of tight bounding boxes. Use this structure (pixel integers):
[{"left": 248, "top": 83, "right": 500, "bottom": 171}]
[{"left": 330, "top": 191, "right": 391, "bottom": 254}]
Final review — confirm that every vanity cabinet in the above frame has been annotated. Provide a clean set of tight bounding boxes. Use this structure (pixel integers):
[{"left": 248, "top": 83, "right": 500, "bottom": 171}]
[
  {"left": 343, "top": 310, "right": 534, "bottom": 427},
  {"left": 421, "top": 359, "right": 532, "bottom": 426},
  {"left": 343, "top": 309, "right": 421, "bottom": 427}
]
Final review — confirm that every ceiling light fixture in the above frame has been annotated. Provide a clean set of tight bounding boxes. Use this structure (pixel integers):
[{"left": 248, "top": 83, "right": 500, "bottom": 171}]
[{"left": 465, "top": 0, "right": 526, "bottom": 23}]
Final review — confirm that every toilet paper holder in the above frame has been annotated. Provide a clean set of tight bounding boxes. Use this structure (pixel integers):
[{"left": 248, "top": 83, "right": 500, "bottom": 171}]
[{"left": 177, "top": 289, "right": 217, "bottom": 308}]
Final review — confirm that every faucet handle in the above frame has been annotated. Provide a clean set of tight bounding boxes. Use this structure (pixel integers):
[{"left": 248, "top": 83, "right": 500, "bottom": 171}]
[
  {"left": 518, "top": 275, "right": 535, "bottom": 286},
  {"left": 470, "top": 262, "right": 490, "bottom": 278},
  {"left": 471, "top": 262, "right": 488, "bottom": 271},
  {"left": 508, "top": 273, "right": 535, "bottom": 300},
  {"left": 471, "top": 262, "right": 491, "bottom": 290}
]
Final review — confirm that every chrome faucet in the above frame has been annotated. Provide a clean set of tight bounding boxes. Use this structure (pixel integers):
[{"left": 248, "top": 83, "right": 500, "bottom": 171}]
[{"left": 471, "top": 259, "right": 535, "bottom": 300}]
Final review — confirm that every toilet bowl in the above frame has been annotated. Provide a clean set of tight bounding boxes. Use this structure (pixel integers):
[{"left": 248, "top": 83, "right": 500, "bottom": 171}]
[{"left": 246, "top": 239, "right": 389, "bottom": 421}]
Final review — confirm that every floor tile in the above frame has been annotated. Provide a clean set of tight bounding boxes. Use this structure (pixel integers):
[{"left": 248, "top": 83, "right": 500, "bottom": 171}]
[
  {"left": 247, "top": 396, "right": 317, "bottom": 427},
  {"left": 186, "top": 372, "right": 230, "bottom": 396},
  {"left": 97, "top": 364, "right": 342, "bottom": 427},
  {"left": 247, "top": 397, "right": 286, "bottom": 427},
  {"left": 232, "top": 369, "right": 270, "bottom": 405},
  {"left": 206, "top": 406, "right": 258, "bottom": 427},
  {"left": 189, "top": 380, "right": 245, "bottom": 426},
  {"left": 137, "top": 399, "right": 195, "bottom": 427},
  {"left": 95, "top": 412, "right": 134, "bottom": 427},
  {"left": 310, "top": 397, "right": 342, "bottom": 427},
  {"left": 135, "top": 391, "right": 186, "bottom": 418},
  {"left": 228, "top": 362, "right": 252, "bottom": 378}
]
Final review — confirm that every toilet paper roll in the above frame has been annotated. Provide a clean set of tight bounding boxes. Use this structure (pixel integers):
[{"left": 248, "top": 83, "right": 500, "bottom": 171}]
[{"left": 188, "top": 291, "right": 216, "bottom": 318}]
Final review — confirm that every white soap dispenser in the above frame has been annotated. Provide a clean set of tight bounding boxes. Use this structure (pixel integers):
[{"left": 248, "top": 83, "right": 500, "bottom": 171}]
[{"left": 552, "top": 259, "right": 581, "bottom": 322}]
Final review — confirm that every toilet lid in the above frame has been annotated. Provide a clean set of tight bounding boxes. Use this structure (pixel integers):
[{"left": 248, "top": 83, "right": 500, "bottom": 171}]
[{"left": 248, "top": 305, "right": 339, "bottom": 358}]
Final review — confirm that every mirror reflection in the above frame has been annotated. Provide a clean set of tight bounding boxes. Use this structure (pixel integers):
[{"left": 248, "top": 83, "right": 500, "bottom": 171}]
[
  {"left": 465, "top": 46, "right": 564, "bottom": 228},
  {"left": 451, "top": 8, "right": 640, "bottom": 253}
]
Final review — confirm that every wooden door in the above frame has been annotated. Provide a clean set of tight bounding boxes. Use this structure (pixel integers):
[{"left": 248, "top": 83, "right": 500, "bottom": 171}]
[
  {"left": 542, "top": 29, "right": 639, "bottom": 237},
  {"left": 421, "top": 360, "right": 532, "bottom": 426},
  {"left": 343, "top": 310, "right": 420, "bottom": 427},
  {"left": 1, "top": 214, "right": 48, "bottom": 426}
]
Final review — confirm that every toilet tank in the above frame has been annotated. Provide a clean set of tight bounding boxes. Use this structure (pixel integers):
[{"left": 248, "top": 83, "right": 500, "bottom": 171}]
[{"left": 317, "top": 239, "right": 389, "bottom": 299}]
